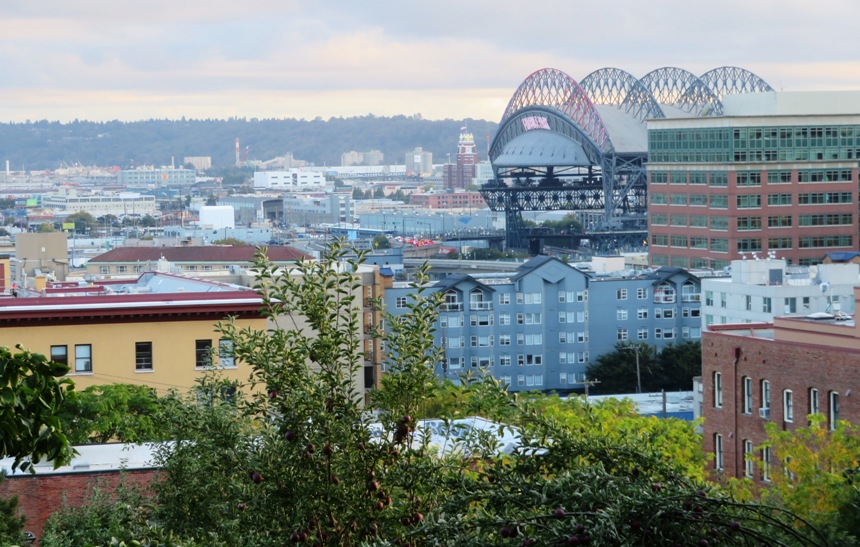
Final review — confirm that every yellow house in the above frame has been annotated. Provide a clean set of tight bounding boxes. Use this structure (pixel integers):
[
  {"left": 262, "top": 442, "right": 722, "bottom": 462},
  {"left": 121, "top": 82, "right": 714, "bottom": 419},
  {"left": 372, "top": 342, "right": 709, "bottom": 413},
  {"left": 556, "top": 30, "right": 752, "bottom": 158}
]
[{"left": 0, "top": 273, "right": 266, "bottom": 395}]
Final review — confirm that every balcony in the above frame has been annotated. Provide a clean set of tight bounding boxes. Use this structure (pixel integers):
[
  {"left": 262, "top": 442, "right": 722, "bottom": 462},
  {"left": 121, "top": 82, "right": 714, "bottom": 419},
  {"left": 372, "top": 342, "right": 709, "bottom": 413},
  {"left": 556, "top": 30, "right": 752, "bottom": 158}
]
[
  {"left": 441, "top": 302, "right": 464, "bottom": 312},
  {"left": 469, "top": 301, "right": 493, "bottom": 311},
  {"left": 681, "top": 293, "right": 701, "bottom": 303},
  {"left": 654, "top": 292, "right": 676, "bottom": 304}
]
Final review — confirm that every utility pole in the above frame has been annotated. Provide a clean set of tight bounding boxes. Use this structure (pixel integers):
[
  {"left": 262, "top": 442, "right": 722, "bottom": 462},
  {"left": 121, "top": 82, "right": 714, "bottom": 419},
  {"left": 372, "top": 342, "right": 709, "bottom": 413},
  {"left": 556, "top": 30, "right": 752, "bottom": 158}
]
[
  {"left": 623, "top": 344, "right": 642, "bottom": 393},
  {"left": 582, "top": 377, "right": 601, "bottom": 397}
]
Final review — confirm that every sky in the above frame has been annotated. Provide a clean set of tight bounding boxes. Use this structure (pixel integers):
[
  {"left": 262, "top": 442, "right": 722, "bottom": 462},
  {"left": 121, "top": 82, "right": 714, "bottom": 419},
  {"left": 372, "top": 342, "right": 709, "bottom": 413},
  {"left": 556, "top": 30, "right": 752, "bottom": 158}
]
[{"left": 3, "top": 0, "right": 860, "bottom": 124}]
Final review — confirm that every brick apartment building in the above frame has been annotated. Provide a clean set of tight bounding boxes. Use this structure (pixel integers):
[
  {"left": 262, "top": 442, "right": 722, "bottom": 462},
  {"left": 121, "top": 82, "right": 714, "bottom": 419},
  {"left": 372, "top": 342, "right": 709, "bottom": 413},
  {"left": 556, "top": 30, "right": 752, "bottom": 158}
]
[
  {"left": 648, "top": 91, "right": 860, "bottom": 269},
  {"left": 702, "top": 288, "right": 860, "bottom": 481}
]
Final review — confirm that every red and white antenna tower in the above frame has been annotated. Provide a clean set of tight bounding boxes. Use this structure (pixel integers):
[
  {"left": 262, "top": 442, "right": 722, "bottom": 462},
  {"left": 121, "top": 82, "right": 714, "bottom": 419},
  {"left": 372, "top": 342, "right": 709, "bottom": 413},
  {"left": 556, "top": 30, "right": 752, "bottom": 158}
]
[{"left": 235, "top": 138, "right": 240, "bottom": 165}]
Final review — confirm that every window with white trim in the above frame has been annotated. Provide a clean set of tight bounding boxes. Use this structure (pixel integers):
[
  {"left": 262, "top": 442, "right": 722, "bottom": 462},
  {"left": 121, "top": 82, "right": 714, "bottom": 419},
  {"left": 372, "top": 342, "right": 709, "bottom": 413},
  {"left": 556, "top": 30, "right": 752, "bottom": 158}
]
[
  {"left": 75, "top": 344, "right": 92, "bottom": 373},
  {"left": 829, "top": 391, "right": 840, "bottom": 430},
  {"left": 783, "top": 390, "right": 793, "bottom": 422},
  {"left": 809, "top": 388, "right": 820, "bottom": 416},
  {"left": 714, "top": 433, "right": 723, "bottom": 470},
  {"left": 762, "top": 446, "right": 771, "bottom": 482},
  {"left": 743, "top": 440, "right": 754, "bottom": 478},
  {"left": 713, "top": 371, "right": 723, "bottom": 408}
]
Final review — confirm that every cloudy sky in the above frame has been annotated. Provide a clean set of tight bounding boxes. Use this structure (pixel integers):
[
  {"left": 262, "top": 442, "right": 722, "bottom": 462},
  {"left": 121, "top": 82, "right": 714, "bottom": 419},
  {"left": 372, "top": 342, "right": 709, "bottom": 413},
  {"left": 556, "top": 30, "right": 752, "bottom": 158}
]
[{"left": 3, "top": 0, "right": 859, "bottom": 123}]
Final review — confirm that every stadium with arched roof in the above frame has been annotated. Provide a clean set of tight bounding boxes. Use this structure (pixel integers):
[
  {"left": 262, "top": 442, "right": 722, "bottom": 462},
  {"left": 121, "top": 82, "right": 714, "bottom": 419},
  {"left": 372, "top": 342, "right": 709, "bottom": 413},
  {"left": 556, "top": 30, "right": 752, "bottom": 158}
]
[{"left": 480, "top": 66, "right": 773, "bottom": 251}]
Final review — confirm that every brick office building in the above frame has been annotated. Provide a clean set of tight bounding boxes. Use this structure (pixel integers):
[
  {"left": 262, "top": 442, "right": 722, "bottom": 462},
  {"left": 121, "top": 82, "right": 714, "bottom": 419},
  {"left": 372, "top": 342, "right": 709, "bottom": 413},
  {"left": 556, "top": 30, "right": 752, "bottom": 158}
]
[
  {"left": 702, "top": 288, "right": 860, "bottom": 482},
  {"left": 648, "top": 91, "right": 860, "bottom": 270}
]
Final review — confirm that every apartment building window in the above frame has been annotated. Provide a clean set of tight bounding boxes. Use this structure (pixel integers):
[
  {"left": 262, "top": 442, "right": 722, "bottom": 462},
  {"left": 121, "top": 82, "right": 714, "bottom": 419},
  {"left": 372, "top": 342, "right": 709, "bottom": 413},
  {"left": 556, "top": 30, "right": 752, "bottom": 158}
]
[
  {"left": 75, "top": 344, "right": 92, "bottom": 373},
  {"left": 714, "top": 434, "right": 724, "bottom": 470},
  {"left": 499, "top": 355, "right": 511, "bottom": 367},
  {"left": 713, "top": 371, "right": 723, "bottom": 408},
  {"left": 744, "top": 440, "right": 754, "bottom": 478},
  {"left": 219, "top": 339, "right": 235, "bottom": 368},
  {"left": 499, "top": 334, "right": 511, "bottom": 346},
  {"left": 395, "top": 296, "right": 408, "bottom": 309},
  {"left": 761, "top": 379, "right": 771, "bottom": 412},
  {"left": 637, "top": 328, "right": 648, "bottom": 340},
  {"left": 742, "top": 377, "right": 753, "bottom": 414},
  {"left": 498, "top": 313, "right": 510, "bottom": 325},
  {"left": 829, "top": 391, "right": 840, "bottom": 430},
  {"left": 637, "top": 308, "right": 648, "bottom": 319},
  {"left": 617, "top": 328, "right": 628, "bottom": 341},
  {"left": 50, "top": 345, "right": 69, "bottom": 366},
  {"left": 637, "top": 288, "right": 648, "bottom": 299},
  {"left": 135, "top": 342, "right": 153, "bottom": 371},
  {"left": 745, "top": 295, "right": 752, "bottom": 311},
  {"left": 783, "top": 390, "right": 794, "bottom": 422},
  {"left": 762, "top": 447, "right": 772, "bottom": 482},
  {"left": 809, "top": 388, "right": 820, "bottom": 416},
  {"left": 195, "top": 339, "right": 213, "bottom": 368},
  {"left": 498, "top": 293, "right": 510, "bottom": 305},
  {"left": 617, "top": 309, "right": 628, "bottom": 321},
  {"left": 616, "top": 289, "right": 627, "bottom": 300},
  {"left": 763, "top": 297, "right": 772, "bottom": 314}
]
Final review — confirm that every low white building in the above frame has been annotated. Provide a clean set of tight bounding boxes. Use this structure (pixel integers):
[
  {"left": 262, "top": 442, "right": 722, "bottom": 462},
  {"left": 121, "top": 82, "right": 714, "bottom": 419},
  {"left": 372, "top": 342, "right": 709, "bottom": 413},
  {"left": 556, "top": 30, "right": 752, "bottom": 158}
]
[
  {"left": 43, "top": 189, "right": 157, "bottom": 218},
  {"left": 701, "top": 258, "right": 859, "bottom": 329},
  {"left": 199, "top": 206, "right": 235, "bottom": 229},
  {"left": 254, "top": 169, "right": 326, "bottom": 190}
]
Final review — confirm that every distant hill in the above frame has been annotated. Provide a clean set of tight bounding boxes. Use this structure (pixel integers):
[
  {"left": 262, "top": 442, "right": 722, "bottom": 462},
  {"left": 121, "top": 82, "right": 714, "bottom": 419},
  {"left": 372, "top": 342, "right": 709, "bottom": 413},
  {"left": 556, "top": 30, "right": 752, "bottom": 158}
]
[{"left": 0, "top": 116, "right": 499, "bottom": 172}]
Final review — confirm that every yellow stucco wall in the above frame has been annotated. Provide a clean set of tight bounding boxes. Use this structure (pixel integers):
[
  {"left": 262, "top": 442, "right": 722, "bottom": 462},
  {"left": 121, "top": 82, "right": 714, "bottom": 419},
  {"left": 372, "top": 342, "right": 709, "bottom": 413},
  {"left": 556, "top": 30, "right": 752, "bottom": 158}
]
[{"left": 0, "top": 316, "right": 266, "bottom": 396}]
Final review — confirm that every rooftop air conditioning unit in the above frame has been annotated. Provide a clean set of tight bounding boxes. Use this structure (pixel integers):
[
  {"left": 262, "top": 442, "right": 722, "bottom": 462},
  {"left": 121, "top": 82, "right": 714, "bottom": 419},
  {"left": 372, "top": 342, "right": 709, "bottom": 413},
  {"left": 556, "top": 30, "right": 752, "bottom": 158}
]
[{"left": 758, "top": 407, "right": 771, "bottom": 419}]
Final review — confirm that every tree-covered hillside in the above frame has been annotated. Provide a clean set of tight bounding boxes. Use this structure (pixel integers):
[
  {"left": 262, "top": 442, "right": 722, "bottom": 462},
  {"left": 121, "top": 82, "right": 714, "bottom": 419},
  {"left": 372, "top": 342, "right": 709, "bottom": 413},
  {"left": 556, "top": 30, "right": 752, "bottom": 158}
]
[{"left": 0, "top": 116, "right": 498, "bottom": 171}]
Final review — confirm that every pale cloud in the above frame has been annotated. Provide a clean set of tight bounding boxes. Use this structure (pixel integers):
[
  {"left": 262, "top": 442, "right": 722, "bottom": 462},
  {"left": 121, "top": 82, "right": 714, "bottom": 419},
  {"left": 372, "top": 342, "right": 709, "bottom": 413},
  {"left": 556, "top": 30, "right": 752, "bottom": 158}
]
[{"left": 1, "top": 0, "right": 859, "bottom": 122}]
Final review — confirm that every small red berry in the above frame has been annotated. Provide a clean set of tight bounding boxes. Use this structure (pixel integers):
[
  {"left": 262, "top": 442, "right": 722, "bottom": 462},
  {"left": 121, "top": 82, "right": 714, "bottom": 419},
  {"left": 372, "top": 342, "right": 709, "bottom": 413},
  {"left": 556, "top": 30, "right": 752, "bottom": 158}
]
[
  {"left": 553, "top": 507, "right": 566, "bottom": 519},
  {"left": 323, "top": 444, "right": 334, "bottom": 457},
  {"left": 367, "top": 480, "right": 380, "bottom": 491}
]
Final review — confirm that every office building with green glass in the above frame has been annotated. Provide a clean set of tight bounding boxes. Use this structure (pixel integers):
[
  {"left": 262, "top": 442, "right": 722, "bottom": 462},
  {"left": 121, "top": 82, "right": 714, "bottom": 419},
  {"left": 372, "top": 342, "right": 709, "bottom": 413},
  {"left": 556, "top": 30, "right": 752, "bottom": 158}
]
[{"left": 647, "top": 91, "right": 860, "bottom": 268}]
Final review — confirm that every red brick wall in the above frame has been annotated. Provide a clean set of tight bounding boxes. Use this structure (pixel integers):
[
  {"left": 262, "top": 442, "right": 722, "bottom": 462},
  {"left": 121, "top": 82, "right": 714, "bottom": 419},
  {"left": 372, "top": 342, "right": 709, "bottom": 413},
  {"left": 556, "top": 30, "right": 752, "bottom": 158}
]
[
  {"left": 702, "top": 329, "right": 860, "bottom": 482},
  {"left": 0, "top": 468, "right": 158, "bottom": 545}
]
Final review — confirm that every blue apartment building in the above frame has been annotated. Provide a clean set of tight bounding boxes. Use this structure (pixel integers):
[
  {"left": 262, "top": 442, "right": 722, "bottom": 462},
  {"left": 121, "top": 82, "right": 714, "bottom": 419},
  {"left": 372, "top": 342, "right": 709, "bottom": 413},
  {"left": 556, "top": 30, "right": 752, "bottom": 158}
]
[{"left": 384, "top": 256, "right": 702, "bottom": 393}]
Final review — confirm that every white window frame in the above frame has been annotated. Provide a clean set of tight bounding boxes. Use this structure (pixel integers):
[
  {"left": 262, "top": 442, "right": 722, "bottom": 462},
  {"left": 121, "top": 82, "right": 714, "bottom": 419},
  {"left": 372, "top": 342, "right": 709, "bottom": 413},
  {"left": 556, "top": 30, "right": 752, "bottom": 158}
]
[{"left": 713, "top": 371, "right": 723, "bottom": 408}]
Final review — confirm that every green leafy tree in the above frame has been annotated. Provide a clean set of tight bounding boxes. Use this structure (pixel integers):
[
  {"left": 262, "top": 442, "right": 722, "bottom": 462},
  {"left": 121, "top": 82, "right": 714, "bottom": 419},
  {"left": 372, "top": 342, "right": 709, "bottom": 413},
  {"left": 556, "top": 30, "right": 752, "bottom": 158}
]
[
  {"left": 372, "top": 234, "right": 390, "bottom": 249},
  {"left": 729, "top": 416, "right": 860, "bottom": 544},
  {"left": 58, "top": 384, "right": 170, "bottom": 444},
  {"left": 139, "top": 214, "right": 157, "bottom": 227},
  {"left": 212, "top": 237, "right": 249, "bottom": 246},
  {"left": 56, "top": 242, "right": 821, "bottom": 545},
  {"left": 0, "top": 345, "right": 75, "bottom": 472},
  {"left": 65, "top": 211, "right": 96, "bottom": 235},
  {"left": 540, "top": 213, "right": 583, "bottom": 233},
  {"left": 42, "top": 477, "right": 192, "bottom": 547},
  {"left": 586, "top": 342, "right": 659, "bottom": 394},
  {"left": 657, "top": 340, "right": 702, "bottom": 391},
  {"left": 0, "top": 472, "right": 26, "bottom": 546}
]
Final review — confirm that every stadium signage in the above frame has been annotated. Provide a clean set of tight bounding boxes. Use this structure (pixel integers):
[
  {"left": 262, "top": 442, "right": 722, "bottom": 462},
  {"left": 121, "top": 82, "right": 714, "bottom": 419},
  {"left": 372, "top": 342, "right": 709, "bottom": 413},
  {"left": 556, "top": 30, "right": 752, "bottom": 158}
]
[{"left": 521, "top": 116, "right": 550, "bottom": 131}]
